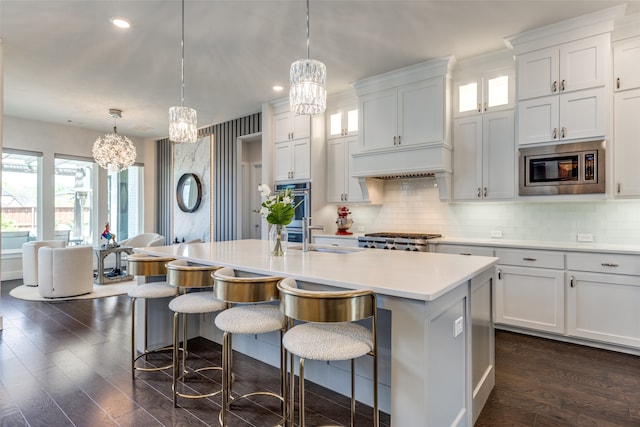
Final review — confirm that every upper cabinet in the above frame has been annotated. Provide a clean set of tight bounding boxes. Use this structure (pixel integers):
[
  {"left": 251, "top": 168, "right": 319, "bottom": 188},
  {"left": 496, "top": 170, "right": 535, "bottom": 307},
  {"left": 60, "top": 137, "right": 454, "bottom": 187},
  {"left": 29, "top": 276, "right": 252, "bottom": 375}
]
[
  {"left": 274, "top": 110, "right": 311, "bottom": 143},
  {"left": 327, "top": 103, "right": 358, "bottom": 140},
  {"left": 517, "top": 34, "right": 608, "bottom": 100},
  {"left": 359, "top": 78, "right": 445, "bottom": 152},
  {"left": 613, "top": 37, "right": 640, "bottom": 91},
  {"left": 454, "top": 68, "right": 514, "bottom": 117}
]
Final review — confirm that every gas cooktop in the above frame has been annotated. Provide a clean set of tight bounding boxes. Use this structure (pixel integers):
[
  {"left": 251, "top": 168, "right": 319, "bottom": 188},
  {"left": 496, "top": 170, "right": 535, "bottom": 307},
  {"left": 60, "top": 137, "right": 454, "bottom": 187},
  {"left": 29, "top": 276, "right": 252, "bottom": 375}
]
[{"left": 358, "top": 232, "right": 443, "bottom": 251}]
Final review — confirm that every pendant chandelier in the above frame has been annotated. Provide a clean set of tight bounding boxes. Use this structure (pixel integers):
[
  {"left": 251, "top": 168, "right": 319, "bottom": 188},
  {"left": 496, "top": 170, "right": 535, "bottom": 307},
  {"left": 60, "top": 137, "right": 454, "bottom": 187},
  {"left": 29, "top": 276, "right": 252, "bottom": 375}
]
[
  {"left": 169, "top": 0, "right": 197, "bottom": 143},
  {"left": 92, "top": 109, "right": 137, "bottom": 173},
  {"left": 289, "top": 0, "right": 326, "bottom": 115}
]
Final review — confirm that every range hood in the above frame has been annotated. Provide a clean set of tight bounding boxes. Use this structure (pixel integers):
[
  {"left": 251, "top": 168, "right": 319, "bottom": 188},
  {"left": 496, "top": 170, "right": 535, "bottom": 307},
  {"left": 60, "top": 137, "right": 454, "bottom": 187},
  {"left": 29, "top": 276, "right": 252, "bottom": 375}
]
[{"left": 352, "top": 143, "right": 452, "bottom": 201}]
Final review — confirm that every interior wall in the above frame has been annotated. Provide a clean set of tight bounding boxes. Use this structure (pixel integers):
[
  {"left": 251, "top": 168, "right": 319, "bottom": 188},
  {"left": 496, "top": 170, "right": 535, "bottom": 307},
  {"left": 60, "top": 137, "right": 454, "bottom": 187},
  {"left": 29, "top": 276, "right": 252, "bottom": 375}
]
[{"left": 348, "top": 177, "right": 640, "bottom": 245}]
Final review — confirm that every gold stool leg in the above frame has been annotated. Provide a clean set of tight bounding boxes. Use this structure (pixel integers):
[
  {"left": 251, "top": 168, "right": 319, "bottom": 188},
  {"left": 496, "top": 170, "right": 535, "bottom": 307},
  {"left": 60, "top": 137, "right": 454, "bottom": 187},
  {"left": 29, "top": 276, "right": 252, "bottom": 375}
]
[
  {"left": 350, "top": 359, "right": 355, "bottom": 427},
  {"left": 172, "top": 311, "right": 180, "bottom": 407},
  {"left": 299, "top": 358, "right": 305, "bottom": 427},
  {"left": 131, "top": 296, "right": 137, "bottom": 379}
]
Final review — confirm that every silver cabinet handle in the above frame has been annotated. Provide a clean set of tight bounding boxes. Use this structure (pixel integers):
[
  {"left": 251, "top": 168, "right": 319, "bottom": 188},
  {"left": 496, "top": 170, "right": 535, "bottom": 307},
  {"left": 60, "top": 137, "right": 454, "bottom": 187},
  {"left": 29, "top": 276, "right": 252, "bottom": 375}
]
[
  {"left": 617, "top": 77, "right": 621, "bottom": 90},
  {"left": 497, "top": 269, "right": 502, "bottom": 280},
  {"left": 522, "top": 257, "right": 537, "bottom": 262},
  {"left": 601, "top": 263, "right": 619, "bottom": 267},
  {"left": 460, "top": 253, "right": 472, "bottom": 256},
  {"left": 561, "top": 79, "right": 566, "bottom": 91},
  {"left": 398, "top": 135, "right": 402, "bottom": 145},
  {"left": 393, "top": 136, "right": 397, "bottom": 146},
  {"left": 552, "top": 81, "right": 558, "bottom": 92},
  {"left": 552, "top": 128, "right": 558, "bottom": 139},
  {"left": 484, "top": 101, "right": 488, "bottom": 112},
  {"left": 570, "top": 275, "right": 574, "bottom": 288},
  {"left": 478, "top": 103, "right": 482, "bottom": 113},
  {"left": 477, "top": 188, "right": 481, "bottom": 198},
  {"left": 561, "top": 127, "right": 566, "bottom": 138},
  {"left": 483, "top": 187, "right": 487, "bottom": 198},
  {"left": 617, "top": 182, "right": 622, "bottom": 194}
]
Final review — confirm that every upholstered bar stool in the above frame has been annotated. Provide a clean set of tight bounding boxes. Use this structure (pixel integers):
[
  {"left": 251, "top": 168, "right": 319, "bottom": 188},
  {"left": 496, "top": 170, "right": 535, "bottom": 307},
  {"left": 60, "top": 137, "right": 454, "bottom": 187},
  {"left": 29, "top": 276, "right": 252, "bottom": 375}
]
[
  {"left": 165, "top": 259, "right": 226, "bottom": 407},
  {"left": 127, "top": 253, "right": 178, "bottom": 379},
  {"left": 212, "top": 267, "right": 285, "bottom": 427},
  {"left": 277, "top": 277, "right": 379, "bottom": 427}
]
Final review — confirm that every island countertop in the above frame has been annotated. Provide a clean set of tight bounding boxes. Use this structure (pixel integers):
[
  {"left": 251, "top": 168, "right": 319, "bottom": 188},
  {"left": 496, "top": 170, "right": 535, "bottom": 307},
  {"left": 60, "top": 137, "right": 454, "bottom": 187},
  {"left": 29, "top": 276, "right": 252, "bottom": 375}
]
[{"left": 139, "top": 239, "right": 498, "bottom": 301}]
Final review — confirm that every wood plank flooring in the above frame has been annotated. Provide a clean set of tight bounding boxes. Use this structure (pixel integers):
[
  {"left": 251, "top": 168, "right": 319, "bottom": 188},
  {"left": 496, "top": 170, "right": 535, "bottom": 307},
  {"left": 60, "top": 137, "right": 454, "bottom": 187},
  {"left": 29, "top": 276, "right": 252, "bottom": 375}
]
[{"left": 2, "top": 278, "right": 640, "bottom": 426}]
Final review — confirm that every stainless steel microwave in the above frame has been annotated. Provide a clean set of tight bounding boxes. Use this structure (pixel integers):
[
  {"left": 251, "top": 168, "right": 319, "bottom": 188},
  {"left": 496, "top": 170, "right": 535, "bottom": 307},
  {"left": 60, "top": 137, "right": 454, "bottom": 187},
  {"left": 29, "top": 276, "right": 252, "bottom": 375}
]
[{"left": 519, "top": 140, "right": 605, "bottom": 196}]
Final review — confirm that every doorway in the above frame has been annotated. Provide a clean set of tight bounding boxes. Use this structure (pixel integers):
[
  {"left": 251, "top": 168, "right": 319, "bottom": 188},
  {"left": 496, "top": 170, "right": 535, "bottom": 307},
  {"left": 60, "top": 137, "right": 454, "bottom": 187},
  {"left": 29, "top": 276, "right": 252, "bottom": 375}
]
[{"left": 237, "top": 133, "right": 262, "bottom": 240}]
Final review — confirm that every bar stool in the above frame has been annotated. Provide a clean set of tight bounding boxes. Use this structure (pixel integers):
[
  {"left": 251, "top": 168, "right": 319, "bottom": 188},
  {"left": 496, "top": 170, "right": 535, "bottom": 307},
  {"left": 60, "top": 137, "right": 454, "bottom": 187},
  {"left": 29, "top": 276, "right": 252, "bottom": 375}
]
[
  {"left": 277, "top": 277, "right": 379, "bottom": 427},
  {"left": 127, "top": 253, "right": 178, "bottom": 379},
  {"left": 165, "top": 259, "right": 226, "bottom": 407},
  {"left": 212, "top": 267, "right": 285, "bottom": 426}
]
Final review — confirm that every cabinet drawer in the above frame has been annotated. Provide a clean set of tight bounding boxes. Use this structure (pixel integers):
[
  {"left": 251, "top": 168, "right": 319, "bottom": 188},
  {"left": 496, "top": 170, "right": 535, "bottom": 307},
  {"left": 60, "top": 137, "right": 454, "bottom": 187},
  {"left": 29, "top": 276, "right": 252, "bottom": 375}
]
[
  {"left": 494, "top": 248, "right": 564, "bottom": 269},
  {"left": 313, "top": 236, "right": 358, "bottom": 248},
  {"left": 566, "top": 252, "right": 640, "bottom": 276},
  {"left": 436, "top": 244, "right": 494, "bottom": 257}
]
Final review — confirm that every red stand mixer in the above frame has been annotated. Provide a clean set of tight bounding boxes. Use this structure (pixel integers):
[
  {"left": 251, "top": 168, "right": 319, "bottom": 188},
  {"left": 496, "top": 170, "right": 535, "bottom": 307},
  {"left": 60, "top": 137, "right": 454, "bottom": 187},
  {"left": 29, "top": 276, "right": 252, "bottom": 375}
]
[{"left": 335, "top": 206, "right": 354, "bottom": 235}]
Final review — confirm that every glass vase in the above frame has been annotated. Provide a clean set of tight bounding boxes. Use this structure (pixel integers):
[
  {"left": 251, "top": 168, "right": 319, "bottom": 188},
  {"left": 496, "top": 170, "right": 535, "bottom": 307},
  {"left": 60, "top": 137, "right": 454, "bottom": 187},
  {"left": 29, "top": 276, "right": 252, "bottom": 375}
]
[{"left": 269, "top": 224, "right": 287, "bottom": 256}]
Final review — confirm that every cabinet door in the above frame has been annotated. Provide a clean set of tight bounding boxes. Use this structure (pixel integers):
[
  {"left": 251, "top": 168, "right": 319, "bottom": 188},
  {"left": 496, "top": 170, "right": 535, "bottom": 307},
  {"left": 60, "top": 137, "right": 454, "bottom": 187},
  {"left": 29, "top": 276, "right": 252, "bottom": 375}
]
[
  {"left": 327, "top": 105, "right": 358, "bottom": 139},
  {"left": 517, "top": 96, "right": 559, "bottom": 144},
  {"left": 614, "top": 88, "right": 640, "bottom": 196},
  {"left": 453, "top": 116, "right": 483, "bottom": 200},
  {"left": 559, "top": 88, "right": 605, "bottom": 141},
  {"left": 614, "top": 37, "right": 640, "bottom": 91},
  {"left": 560, "top": 34, "right": 607, "bottom": 93},
  {"left": 483, "top": 110, "right": 515, "bottom": 200},
  {"left": 517, "top": 46, "right": 558, "bottom": 100},
  {"left": 291, "top": 138, "right": 311, "bottom": 180},
  {"left": 291, "top": 114, "right": 311, "bottom": 140},
  {"left": 495, "top": 265, "right": 565, "bottom": 334},
  {"left": 345, "top": 137, "right": 365, "bottom": 202},
  {"left": 273, "top": 141, "right": 292, "bottom": 181},
  {"left": 359, "top": 88, "right": 397, "bottom": 151},
  {"left": 398, "top": 78, "right": 444, "bottom": 146},
  {"left": 454, "top": 77, "right": 482, "bottom": 117},
  {"left": 326, "top": 139, "right": 346, "bottom": 202},
  {"left": 567, "top": 271, "right": 640, "bottom": 348},
  {"left": 274, "top": 112, "right": 292, "bottom": 143}
]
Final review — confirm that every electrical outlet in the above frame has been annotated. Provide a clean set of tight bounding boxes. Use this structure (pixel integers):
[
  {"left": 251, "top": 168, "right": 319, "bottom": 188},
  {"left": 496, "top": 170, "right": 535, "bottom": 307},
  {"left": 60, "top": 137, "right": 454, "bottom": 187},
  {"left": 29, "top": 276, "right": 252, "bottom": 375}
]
[
  {"left": 357, "top": 226, "right": 365, "bottom": 232},
  {"left": 490, "top": 230, "right": 503, "bottom": 238},
  {"left": 577, "top": 233, "right": 593, "bottom": 242},
  {"left": 454, "top": 317, "right": 464, "bottom": 338}
]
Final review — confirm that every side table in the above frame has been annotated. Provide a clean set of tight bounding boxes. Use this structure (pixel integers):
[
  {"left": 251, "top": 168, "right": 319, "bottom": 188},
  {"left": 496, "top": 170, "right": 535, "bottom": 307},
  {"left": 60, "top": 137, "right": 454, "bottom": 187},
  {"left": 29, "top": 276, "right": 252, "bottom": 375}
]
[{"left": 93, "top": 245, "right": 134, "bottom": 284}]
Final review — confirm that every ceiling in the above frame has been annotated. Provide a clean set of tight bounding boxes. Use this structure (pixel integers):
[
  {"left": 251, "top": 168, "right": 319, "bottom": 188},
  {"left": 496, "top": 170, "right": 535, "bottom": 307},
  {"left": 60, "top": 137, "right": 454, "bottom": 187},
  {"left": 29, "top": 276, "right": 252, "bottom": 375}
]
[{"left": 2, "top": 1, "right": 638, "bottom": 140}]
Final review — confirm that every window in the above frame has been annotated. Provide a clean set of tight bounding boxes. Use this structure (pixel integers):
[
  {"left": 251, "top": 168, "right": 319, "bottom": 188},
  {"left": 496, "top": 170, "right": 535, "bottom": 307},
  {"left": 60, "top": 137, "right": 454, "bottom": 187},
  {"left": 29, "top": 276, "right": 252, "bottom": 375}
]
[
  {"left": 108, "top": 165, "right": 143, "bottom": 242},
  {"left": 54, "top": 156, "right": 95, "bottom": 245},
  {"left": 1, "top": 150, "right": 41, "bottom": 250}
]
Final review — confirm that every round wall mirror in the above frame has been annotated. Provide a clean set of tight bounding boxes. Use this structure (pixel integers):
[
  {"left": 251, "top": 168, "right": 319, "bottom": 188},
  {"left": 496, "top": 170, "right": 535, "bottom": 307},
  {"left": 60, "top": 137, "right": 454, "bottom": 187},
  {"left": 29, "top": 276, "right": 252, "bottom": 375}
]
[{"left": 176, "top": 173, "right": 202, "bottom": 213}]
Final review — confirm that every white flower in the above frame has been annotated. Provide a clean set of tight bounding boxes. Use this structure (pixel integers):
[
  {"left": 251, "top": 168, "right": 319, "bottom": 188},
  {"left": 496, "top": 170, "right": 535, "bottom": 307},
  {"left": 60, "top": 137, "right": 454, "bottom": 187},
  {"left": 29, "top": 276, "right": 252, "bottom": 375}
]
[
  {"left": 259, "top": 207, "right": 270, "bottom": 216},
  {"left": 258, "top": 184, "right": 271, "bottom": 197},
  {"left": 282, "top": 195, "right": 292, "bottom": 205}
]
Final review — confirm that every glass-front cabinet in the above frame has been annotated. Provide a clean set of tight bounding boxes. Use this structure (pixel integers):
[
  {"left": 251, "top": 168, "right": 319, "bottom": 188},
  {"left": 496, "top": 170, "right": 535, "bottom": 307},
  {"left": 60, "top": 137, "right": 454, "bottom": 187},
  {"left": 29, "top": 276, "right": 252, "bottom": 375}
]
[{"left": 454, "top": 67, "right": 514, "bottom": 117}]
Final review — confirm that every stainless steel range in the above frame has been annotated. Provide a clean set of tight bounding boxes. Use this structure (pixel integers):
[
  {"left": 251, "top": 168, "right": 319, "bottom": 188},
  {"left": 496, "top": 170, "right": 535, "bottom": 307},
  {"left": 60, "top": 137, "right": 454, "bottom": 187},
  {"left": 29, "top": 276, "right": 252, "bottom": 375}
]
[{"left": 357, "top": 232, "right": 442, "bottom": 252}]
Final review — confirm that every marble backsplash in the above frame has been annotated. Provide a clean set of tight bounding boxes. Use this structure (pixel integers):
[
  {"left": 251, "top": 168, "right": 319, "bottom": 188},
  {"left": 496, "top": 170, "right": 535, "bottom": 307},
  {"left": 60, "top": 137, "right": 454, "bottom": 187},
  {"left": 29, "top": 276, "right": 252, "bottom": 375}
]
[{"left": 347, "top": 177, "right": 640, "bottom": 245}]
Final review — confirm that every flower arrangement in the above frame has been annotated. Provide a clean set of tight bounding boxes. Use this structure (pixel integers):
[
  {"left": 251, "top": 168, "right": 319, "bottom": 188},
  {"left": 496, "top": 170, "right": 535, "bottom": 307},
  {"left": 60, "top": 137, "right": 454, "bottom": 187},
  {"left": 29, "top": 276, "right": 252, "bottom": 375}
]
[{"left": 257, "top": 184, "right": 301, "bottom": 255}]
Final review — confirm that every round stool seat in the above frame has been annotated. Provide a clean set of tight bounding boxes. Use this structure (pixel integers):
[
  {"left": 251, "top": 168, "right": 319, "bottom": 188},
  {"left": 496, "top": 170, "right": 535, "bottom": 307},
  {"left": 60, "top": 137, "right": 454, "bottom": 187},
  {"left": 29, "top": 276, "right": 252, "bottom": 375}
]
[
  {"left": 169, "top": 292, "right": 226, "bottom": 314},
  {"left": 283, "top": 322, "right": 373, "bottom": 361},
  {"left": 215, "top": 305, "right": 283, "bottom": 334},
  {"left": 128, "top": 282, "right": 176, "bottom": 299}
]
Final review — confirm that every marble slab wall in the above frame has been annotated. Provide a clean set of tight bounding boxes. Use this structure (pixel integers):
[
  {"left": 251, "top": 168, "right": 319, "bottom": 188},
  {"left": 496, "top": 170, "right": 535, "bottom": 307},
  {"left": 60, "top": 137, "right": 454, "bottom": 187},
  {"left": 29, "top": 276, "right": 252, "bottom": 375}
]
[{"left": 173, "top": 136, "right": 212, "bottom": 243}]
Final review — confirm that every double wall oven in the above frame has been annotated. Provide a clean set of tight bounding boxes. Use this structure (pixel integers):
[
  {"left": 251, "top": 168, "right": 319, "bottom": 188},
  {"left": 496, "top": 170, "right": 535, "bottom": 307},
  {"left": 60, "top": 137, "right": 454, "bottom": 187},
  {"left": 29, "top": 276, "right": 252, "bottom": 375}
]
[{"left": 274, "top": 182, "right": 310, "bottom": 243}]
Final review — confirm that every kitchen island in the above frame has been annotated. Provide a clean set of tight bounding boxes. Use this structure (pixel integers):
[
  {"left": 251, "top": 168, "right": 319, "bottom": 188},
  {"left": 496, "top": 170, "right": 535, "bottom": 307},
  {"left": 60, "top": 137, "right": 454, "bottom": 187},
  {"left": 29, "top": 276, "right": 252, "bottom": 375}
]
[{"left": 139, "top": 239, "right": 498, "bottom": 426}]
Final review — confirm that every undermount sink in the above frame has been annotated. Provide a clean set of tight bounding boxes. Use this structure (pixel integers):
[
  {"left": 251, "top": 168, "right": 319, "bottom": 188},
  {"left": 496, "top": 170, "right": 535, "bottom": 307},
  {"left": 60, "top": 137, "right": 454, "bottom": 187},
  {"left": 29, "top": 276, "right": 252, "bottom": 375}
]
[{"left": 289, "top": 244, "right": 364, "bottom": 254}]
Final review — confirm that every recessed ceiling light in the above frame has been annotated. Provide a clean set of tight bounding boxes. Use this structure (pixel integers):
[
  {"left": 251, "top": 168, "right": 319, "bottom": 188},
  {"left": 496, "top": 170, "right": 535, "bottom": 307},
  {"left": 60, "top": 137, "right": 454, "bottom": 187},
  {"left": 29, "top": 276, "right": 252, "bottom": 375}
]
[
  {"left": 272, "top": 85, "right": 284, "bottom": 92},
  {"left": 110, "top": 17, "right": 131, "bottom": 29}
]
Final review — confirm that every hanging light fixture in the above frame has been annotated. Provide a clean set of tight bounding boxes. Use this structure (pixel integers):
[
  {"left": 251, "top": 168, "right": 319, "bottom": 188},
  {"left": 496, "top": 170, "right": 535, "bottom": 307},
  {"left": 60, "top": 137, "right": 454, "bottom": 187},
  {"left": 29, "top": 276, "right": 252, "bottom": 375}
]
[
  {"left": 289, "top": 0, "right": 326, "bottom": 115},
  {"left": 92, "top": 109, "right": 137, "bottom": 173},
  {"left": 169, "top": 0, "right": 197, "bottom": 143}
]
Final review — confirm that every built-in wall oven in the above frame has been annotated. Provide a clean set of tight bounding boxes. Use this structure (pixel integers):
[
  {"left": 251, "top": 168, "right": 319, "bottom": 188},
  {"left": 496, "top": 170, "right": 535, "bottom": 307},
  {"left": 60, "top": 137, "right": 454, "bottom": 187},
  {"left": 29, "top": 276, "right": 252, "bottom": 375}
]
[
  {"left": 274, "top": 182, "right": 310, "bottom": 243},
  {"left": 519, "top": 140, "right": 605, "bottom": 196}
]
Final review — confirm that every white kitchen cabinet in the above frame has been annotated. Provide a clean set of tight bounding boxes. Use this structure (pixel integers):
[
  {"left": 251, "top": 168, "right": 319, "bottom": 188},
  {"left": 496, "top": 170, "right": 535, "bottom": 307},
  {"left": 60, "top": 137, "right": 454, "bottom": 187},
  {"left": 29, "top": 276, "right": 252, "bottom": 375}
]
[
  {"left": 273, "top": 138, "right": 310, "bottom": 182},
  {"left": 454, "top": 68, "right": 514, "bottom": 117},
  {"left": 327, "top": 103, "right": 358, "bottom": 140},
  {"left": 453, "top": 110, "right": 514, "bottom": 200},
  {"left": 517, "top": 87, "right": 605, "bottom": 144},
  {"left": 274, "top": 110, "right": 310, "bottom": 143},
  {"left": 435, "top": 244, "right": 494, "bottom": 257},
  {"left": 313, "top": 235, "right": 358, "bottom": 247},
  {"left": 566, "top": 271, "right": 640, "bottom": 349},
  {"left": 613, "top": 37, "right": 640, "bottom": 91},
  {"left": 327, "top": 136, "right": 365, "bottom": 203},
  {"left": 359, "top": 77, "right": 444, "bottom": 152},
  {"left": 495, "top": 265, "right": 565, "bottom": 334},
  {"left": 517, "top": 34, "right": 608, "bottom": 100},
  {"left": 614, "top": 88, "right": 640, "bottom": 197}
]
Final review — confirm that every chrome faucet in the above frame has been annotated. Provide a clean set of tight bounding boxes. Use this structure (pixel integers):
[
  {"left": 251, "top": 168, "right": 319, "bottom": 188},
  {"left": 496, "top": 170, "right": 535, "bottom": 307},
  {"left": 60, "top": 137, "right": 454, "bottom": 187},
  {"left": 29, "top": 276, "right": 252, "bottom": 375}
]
[{"left": 302, "top": 217, "right": 324, "bottom": 252}]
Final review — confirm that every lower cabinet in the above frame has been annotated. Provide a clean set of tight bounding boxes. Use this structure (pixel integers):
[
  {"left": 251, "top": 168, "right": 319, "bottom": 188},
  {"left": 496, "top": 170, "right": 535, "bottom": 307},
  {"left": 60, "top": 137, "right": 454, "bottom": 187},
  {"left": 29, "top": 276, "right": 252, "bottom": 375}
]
[
  {"left": 567, "top": 271, "right": 640, "bottom": 348},
  {"left": 313, "top": 235, "right": 358, "bottom": 247},
  {"left": 495, "top": 265, "right": 565, "bottom": 334}
]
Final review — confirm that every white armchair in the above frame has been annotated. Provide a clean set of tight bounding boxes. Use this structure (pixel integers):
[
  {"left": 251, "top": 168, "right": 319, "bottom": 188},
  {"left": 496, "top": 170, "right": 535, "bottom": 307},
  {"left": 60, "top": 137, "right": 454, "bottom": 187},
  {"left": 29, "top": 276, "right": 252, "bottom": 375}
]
[
  {"left": 22, "top": 240, "right": 66, "bottom": 286},
  {"left": 119, "top": 233, "right": 165, "bottom": 248},
  {"left": 38, "top": 246, "right": 94, "bottom": 298}
]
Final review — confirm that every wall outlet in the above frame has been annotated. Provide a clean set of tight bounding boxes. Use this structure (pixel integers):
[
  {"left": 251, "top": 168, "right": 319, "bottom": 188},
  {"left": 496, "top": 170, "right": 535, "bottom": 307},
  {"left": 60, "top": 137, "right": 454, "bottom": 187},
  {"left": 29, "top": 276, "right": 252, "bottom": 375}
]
[
  {"left": 357, "top": 226, "right": 365, "bottom": 232},
  {"left": 490, "top": 230, "right": 503, "bottom": 238},
  {"left": 454, "top": 317, "right": 464, "bottom": 338},
  {"left": 577, "top": 233, "right": 594, "bottom": 242}
]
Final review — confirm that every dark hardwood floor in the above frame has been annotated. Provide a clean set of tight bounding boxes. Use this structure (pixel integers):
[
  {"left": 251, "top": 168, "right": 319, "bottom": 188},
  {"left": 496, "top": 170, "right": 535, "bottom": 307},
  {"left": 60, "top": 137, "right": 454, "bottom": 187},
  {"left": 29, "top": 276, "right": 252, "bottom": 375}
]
[{"left": 1, "top": 278, "right": 639, "bottom": 426}]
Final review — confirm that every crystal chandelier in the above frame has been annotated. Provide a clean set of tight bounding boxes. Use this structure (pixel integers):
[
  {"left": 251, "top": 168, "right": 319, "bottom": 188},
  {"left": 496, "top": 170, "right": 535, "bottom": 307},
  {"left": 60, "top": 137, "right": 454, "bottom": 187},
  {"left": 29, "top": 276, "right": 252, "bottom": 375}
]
[
  {"left": 289, "top": 0, "right": 326, "bottom": 115},
  {"left": 169, "top": 0, "right": 197, "bottom": 143},
  {"left": 92, "top": 109, "right": 137, "bottom": 173}
]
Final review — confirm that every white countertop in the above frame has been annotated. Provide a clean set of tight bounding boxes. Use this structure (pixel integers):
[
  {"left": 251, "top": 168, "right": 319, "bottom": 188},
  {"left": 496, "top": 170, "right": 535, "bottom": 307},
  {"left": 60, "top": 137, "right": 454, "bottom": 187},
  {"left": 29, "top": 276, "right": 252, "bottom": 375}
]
[
  {"left": 140, "top": 239, "right": 497, "bottom": 302},
  {"left": 432, "top": 236, "right": 640, "bottom": 255}
]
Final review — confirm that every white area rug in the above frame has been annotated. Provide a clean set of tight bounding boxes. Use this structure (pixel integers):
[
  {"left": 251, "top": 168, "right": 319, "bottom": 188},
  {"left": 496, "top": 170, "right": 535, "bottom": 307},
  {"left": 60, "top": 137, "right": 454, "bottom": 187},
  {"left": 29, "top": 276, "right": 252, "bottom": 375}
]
[{"left": 9, "top": 280, "right": 137, "bottom": 302}]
